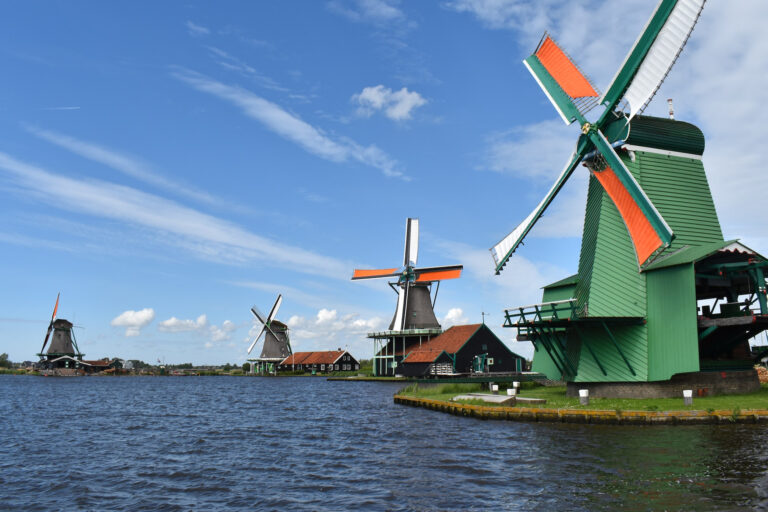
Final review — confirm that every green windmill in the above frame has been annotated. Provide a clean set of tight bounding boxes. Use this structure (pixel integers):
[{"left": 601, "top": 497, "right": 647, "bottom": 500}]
[{"left": 492, "top": 0, "right": 768, "bottom": 397}]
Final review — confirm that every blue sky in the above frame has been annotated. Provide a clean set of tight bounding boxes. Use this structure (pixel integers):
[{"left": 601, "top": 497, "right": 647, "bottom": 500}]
[{"left": 1, "top": 1, "right": 767, "bottom": 365}]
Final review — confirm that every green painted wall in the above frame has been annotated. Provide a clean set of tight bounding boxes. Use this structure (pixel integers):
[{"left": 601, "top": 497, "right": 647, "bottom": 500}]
[
  {"left": 542, "top": 284, "right": 576, "bottom": 303},
  {"left": 646, "top": 264, "right": 700, "bottom": 380},
  {"left": 530, "top": 340, "right": 563, "bottom": 380},
  {"left": 633, "top": 152, "right": 723, "bottom": 248}
]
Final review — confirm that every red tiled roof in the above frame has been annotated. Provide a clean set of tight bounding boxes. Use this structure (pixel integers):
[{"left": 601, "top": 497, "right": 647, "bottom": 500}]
[
  {"left": 402, "top": 348, "right": 446, "bottom": 363},
  {"left": 279, "top": 351, "right": 347, "bottom": 366},
  {"left": 403, "top": 324, "right": 482, "bottom": 363}
]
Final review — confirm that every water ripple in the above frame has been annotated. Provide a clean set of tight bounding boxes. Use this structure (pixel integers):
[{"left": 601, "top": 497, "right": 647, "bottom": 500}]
[{"left": 2, "top": 375, "right": 768, "bottom": 510}]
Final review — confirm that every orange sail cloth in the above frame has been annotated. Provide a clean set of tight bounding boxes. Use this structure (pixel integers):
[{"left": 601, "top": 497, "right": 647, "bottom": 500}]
[
  {"left": 415, "top": 268, "right": 462, "bottom": 282},
  {"left": 352, "top": 268, "right": 398, "bottom": 279},
  {"left": 592, "top": 166, "right": 663, "bottom": 265},
  {"left": 536, "top": 36, "right": 599, "bottom": 99}
]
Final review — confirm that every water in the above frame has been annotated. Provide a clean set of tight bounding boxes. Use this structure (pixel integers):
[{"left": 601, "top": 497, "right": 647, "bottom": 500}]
[{"left": 2, "top": 375, "right": 768, "bottom": 511}]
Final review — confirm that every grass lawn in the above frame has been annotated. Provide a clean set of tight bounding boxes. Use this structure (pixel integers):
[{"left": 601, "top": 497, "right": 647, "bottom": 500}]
[{"left": 397, "top": 382, "right": 768, "bottom": 412}]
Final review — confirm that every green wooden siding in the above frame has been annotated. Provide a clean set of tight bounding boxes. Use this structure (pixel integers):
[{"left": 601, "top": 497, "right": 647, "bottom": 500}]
[
  {"left": 530, "top": 340, "right": 563, "bottom": 380},
  {"left": 575, "top": 175, "right": 602, "bottom": 315},
  {"left": 572, "top": 324, "right": 648, "bottom": 382},
  {"left": 646, "top": 264, "right": 700, "bottom": 380},
  {"left": 542, "top": 283, "right": 576, "bottom": 303},
  {"left": 632, "top": 152, "right": 723, "bottom": 250}
]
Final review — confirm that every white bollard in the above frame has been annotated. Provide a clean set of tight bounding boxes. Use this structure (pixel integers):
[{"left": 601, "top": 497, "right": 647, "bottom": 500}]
[
  {"left": 513, "top": 381, "right": 520, "bottom": 389},
  {"left": 579, "top": 389, "right": 589, "bottom": 406},
  {"left": 491, "top": 384, "right": 499, "bottom": 395},
  {"left": 683, "top": 389, "right": 693, "bottom": 406}
]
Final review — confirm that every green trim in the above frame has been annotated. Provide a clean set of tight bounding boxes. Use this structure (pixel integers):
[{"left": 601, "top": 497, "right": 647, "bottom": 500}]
[{"left": 597, "top": 0, "right": 678, "bottom": 121}]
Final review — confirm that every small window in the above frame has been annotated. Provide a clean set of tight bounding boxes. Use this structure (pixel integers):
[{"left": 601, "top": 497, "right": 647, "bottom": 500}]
[
  {"left": 321, "top": 364, "right": 325, "bottom": 371},
  {"left": 335, "top": 364, "right": 339, "bottom": 370},
  {"left": 482, "top": 344, "right": 487, "bottom": 351},
  {"left": 355, "top": 364, "right": 359, "bottom": 370}
]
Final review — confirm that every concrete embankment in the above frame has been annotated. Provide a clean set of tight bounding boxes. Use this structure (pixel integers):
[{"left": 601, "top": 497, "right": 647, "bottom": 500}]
[{"left": 394, "top": 395, "right": 768, "bottom": 425}]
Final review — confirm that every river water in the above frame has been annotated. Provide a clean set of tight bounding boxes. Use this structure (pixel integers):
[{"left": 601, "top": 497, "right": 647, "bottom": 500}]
[{"left": 2, "top": 375, "right": 768, "bottom": 511}]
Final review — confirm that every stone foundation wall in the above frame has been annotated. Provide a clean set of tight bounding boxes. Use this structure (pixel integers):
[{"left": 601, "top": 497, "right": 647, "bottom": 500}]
[{"left": 565, "top": 370, "right": 760, "bottom": 399}]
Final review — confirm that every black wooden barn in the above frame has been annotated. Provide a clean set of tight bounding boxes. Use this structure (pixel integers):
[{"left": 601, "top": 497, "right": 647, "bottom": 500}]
[{"left": 398, "top": 323, "right": 526, "bottom": 377}]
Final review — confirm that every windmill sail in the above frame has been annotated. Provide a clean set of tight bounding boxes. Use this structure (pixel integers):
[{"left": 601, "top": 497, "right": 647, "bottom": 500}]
[
  {"left": 40, "top": 293, "right": 60, "bottom": 354},
  {"left": 524, "top": 35, "right": 600, "bottom": 124},
  {"left": 490, "top": 0, "right": 705, "bottom": 273},
  {"left": 491, "top": 151, "right": 583, "bottom": 273},
  {"left": 599, "top": 0, "right": 706, "bottom": 119},
  {"left": 403, "top": 218, "right": 419, "bottom": 267}
]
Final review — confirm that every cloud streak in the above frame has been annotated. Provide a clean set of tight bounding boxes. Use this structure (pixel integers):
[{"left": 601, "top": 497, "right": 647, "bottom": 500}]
[
  {"left": 25, "top": 126, "right": 224, "bottom": 207},
  {"left": 173, "top": 70, "right": 406, "bottom": 179},
  {"left": 0, "top": 151, "right": 352, "bottom": 279}
]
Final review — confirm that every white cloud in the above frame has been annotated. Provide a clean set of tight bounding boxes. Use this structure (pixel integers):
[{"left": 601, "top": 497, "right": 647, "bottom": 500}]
[
  {"left": 284, "top": 309, "right": 384, "bottom": 349},
  {"left": 316, "top": 308, "right": 338, "bottom": 324},
  {"left": 353, "top": 85, "right": 427, "bottom": 121},
  {"left": 186, "top": 21, "right": 210, "bottom": 36},
  {"left": 327, "top": 0, "right": 405, "bottom": 25},
  {"left": 111, "top": 308, "right": 155, "bottom": 337},
  {"left": 173, "top": 70, "right": 406, "bottom": 179},
  {"left": 209, "top": 320, "right": 236, "bottom": 342},
  {"left": 441, "top": 307, "right": 468, "bottom": 327},
  {"left": 0, "top": 152, "right": 352, "bottom": 279},
  {"left": 25, "top": 126, "right": 221, "bottom": 207},
  {"left": 159, "top": 313, "right": 236, "bottom": 344},
  {"left": 158, "top": 314, "right": 207, "bottom": 332}
]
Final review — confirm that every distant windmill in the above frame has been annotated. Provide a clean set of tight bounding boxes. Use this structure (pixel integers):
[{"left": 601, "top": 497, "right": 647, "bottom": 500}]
[
  {"left": 247, "top": 294, "right": 292, "bottom": 374},
  {"left": 352, "top": 218, "right": 463, "bottom": 331},
  {"left": 38, "top": 294, "right": 84, "bottom": 375},
  {"left": 352, "top": 218, "right": 464, "bottom": 376}
]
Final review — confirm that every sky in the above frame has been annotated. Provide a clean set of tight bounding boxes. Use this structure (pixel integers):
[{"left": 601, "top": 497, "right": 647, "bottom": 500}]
[{"left": 1, "top": 0, "right": 767, "bottom": 365}]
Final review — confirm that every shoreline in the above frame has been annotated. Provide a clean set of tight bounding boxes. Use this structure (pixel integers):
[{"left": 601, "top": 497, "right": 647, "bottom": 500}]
[{"left": 394, "top": 394, "right": 768, "bottom": 425}]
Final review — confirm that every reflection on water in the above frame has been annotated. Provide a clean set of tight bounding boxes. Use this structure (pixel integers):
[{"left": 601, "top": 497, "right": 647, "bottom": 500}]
[{"left": 1, "top": 375, "right": 767, "bottom": 511}]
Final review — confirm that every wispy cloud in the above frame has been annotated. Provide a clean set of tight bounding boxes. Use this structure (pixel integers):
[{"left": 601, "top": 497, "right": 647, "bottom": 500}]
[
  {"left": 25, "top": 125, "right": 224, "bottom": 207},
  {"left": 40, "top": 106, "right": 80, "bottom": 111},
  {"left": 186, "top": 21, "right": 210, "bottom": 37},
  {"left": 173, "top": 69, "right": 406, "bottom": 179},
  {"left": 352, "top": 85, "right": 427, "bottom": 121},
  {"left": 159, "top": 313, "right": 237, "bottom": 343},
  {"left": 0, "top": 151, "right": 352, "bottom": 279},
  {"left": 327, "top": 0, "right": 407, "bottom": 26},
  {"left": 205, "top": 46, "right": 288, "bottom": 92}
]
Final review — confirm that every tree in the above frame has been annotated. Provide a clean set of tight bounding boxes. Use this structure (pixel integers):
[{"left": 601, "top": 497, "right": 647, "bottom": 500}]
[
  {"left": 0, "top": 353, "right": 9, "bottom": 368},
  {"left": 242, "top": 362, "right": 251, "bottom": 373}
]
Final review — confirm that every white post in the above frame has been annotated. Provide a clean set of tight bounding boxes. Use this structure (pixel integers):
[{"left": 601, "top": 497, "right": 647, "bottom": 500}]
[
  {"left": 491, "top": 384, "right": 499, "bottom": 395},
  {"left": 683, "top": 389, "right": 693, "bottom": 406},
  {"left": 579, "top": 389, "right": 589, "bottom": 406}
]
